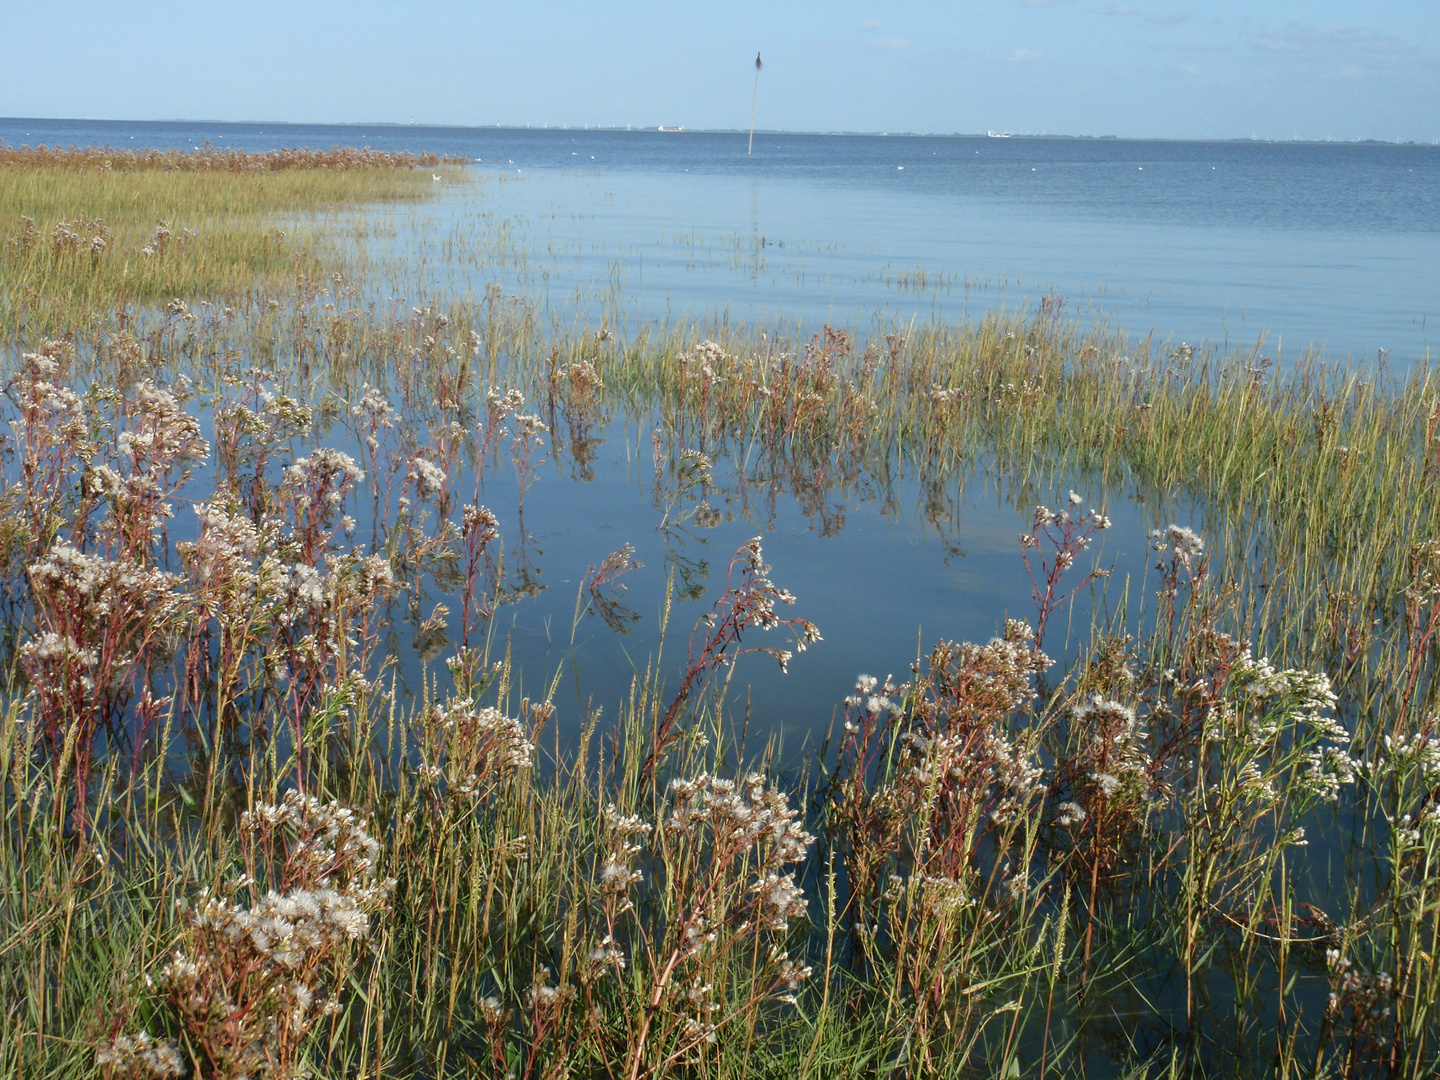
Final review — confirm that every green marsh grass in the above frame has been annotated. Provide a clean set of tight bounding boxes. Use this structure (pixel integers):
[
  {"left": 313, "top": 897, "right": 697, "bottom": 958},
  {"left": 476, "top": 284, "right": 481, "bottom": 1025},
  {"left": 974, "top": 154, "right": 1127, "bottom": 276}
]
[{"left": 0, "top": 146, "right": 463, "bottom": 336}]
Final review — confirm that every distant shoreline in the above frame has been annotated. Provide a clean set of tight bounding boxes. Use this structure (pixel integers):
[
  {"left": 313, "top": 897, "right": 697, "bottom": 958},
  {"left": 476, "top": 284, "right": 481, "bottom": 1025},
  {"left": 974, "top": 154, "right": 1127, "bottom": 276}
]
[{"left": 2, "top": 116, "right": 1437, "bottom": 148}]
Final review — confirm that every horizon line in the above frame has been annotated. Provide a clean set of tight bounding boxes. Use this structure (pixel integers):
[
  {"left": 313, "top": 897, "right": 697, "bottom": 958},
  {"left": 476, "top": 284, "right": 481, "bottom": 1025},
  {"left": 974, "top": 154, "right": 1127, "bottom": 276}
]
[{"left": 1, "top": 116, "right": 1437, "bottom": 148}]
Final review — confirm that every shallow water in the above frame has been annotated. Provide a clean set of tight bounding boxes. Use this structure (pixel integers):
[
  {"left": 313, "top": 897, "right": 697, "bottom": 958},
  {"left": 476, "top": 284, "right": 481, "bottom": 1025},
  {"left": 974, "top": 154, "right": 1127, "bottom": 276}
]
[
  {"left": 367, "top": 411, "right": 1198, "bottom": 749},
  {"left": 163, "top": 383, "right": 1195, "bottom": 754},
  {"left": 5, "top": 117, "right": 1437, "bottom": 363}
]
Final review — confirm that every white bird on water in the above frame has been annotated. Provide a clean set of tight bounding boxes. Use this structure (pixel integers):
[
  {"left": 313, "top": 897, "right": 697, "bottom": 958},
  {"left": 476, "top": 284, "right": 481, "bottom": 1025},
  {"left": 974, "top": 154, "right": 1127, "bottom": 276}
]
[{"left": 432, "top": 174, "right": 441, "bottom": 181}]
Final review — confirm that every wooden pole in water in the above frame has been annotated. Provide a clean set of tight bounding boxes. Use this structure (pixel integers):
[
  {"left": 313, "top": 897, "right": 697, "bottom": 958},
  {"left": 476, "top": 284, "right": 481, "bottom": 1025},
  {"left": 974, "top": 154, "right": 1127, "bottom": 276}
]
[{"left": 748, "top": 53, "right": 762, "bottom": 155}]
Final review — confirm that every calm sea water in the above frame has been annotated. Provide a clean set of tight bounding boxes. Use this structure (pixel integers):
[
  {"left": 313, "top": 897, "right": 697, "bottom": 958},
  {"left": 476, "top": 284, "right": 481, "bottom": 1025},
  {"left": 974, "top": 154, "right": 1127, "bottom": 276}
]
[
  {"left": 3, "top": 116, "right": 1438, "bottom": 363},
  {"left": 1, "top": 116, "right": 1432, "bottom": 747}
]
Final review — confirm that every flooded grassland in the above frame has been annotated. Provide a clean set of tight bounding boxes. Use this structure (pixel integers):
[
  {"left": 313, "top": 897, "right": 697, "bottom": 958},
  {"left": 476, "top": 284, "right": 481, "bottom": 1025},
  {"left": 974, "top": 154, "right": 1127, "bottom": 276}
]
[{"left": 3, "top": 149, "right": 1440, "bottom": 1079}]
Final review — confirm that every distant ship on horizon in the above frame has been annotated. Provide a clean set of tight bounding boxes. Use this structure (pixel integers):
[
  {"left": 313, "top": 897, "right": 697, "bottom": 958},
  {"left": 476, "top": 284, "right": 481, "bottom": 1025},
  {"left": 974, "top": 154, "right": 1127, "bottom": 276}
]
[
  {"left": 987, "top": 130, "right": 1013, "bottom": 138},
  {"left": 658, "top": 125, "right": 685, "bottom": 133}
]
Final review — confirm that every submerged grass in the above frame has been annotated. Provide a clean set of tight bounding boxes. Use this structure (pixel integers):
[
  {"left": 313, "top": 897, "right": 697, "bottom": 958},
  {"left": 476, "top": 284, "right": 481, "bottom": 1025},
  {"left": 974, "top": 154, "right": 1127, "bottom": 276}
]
[{"left": 1, "top": 158, "right": 1439, "bottom": 1079}]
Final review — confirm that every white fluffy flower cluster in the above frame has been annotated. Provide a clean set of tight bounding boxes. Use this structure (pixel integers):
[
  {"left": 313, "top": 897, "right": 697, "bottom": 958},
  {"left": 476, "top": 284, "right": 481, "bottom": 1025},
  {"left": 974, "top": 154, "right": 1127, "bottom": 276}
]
[
  {"left": 677, "top": 974, "right": 722, "bottom": 1046},
  {"left": 660, "top": 770, "right": 815, "bottom": 1002},
  {"left": 115, "top": 380, "right": 208, "bottom": 472},
  {"left": 884, "top": 871, "right": 979, "bottom": 920},
  {"left": 1150, "top": 524, "right": 1205, "bottom": 562},
  {"left": 176, "top": 880, "right": 379, "bottom": 970},
  {"left": 734, "top": 537, "right": 792, "bottom": 622},
  {"left": 17, "top": 630, "right": 98, "bottom": 688},
  {"left": 598, "top": 804, "right": 652, "bottom": 907},
  {"left": 284, "top": 447, "right": 365, "bottom": 504},
  {"left": 29, "top": 543, "right": 178, "bottom": 618},
  {"left": 1026, "top": 493, "right": 1113, "bottom": 538},
  {"left": 666, "top": 773, "right": 815, "bottom": 871},
  {"left": 659, "top": 771, "right": 817, "bottom": 1031},
  {"left": 239, "top": 790, "right": 385, "bottom": 887},
  {"left": 751, "top": 870, "right": 808, "bottom": 932},
  {"left": 177, "top": 504, "right": 261, "bottom": 590},
  {"left": 1226, "top": 650, "right": 1357, "bottom": 803},
  {"left": 725, "top": 538, "right": 822, "bottom": 673},
  {"left": 14, "top": 345, "right": 89, "bottom": 446},
  {"left": 842, "top": 673, "right": 905, "bottom": 730},
  {"left": 1073, "top": 696, "right": 1151, "bottom": 805},
  {"left": 1231, "top": 650, "right": 1346, "bottom": 742},
  {"left": 564, "top": 357, "right": 605, "bottom": 402},
  {"left": 930, "top": 384, "right": 967, "bottom": 406},
  {"left": 94, "top": 1030, "right": 185, "bottom": 1079},
  {"left": 932, "top": 619, "right": 1051, "bottom": 722},
  {"left": 410, "top": 456, "right": 446, "bottom": 501},
  {"left": 587, "top": 935, "right": 627, "bottom": 980},
  {"left": 259, "top": 550, "right": 396, "bottom": 631},
  {"left": 421, "top": 698, "right": 536, "bottom": 799},
  {"left": 280, "top": 562, "right": 326, "bottom": 614},
  {"left": 150, "top": 792, "right": 392, "bottom": 1080},
  {"left": 86, "top": 465, "right": 170, "bottom": 532},
  {"left": 681, "top": 339, "right": 736, "bottom": 383},
  {"left": 1296, "top": 746, "right": 1359, "bottom": 803},
  {"left": 350, "top": 382, "right": 397, "bottom": 439},
  {"left": 512, "top": 413, "right": 549, "bottom": 441},
  {"left": 1368, "top": 727, "right": 1440, "bottom": 789},
  {"left": 487, "top": 386, "right": 526, "bottom": 415}
]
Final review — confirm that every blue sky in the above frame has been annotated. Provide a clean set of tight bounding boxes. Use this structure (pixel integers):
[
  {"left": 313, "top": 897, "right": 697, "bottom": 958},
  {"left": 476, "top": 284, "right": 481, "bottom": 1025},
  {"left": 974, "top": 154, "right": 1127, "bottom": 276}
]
[{"left": 1, "top": 1, "right": 1436, "bottom": 141}]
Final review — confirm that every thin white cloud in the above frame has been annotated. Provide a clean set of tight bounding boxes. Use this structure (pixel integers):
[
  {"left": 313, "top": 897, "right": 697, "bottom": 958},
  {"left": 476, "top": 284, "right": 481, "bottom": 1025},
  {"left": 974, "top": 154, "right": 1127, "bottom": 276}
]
[
  {"left": 1011, "top": 48, "right": 1044, "bottom": 62},
  {"left": 1096, "top": 5, "right": 1193, "bottom": 21},
  {"left": 1020, "top": 0, "right": 1069, "bottom": 8},
  {"left": 1250, "top": 22, "right": 1431, "bottom": 78},
  {"left": 859, "top": 20, "right": 883, "bottom": 32},
  {"left": 870, "top": 36, "right": 909, "bottom": 52},
  {"left": 1252, "top": 22, "right": 1416, "bottom": 61}
]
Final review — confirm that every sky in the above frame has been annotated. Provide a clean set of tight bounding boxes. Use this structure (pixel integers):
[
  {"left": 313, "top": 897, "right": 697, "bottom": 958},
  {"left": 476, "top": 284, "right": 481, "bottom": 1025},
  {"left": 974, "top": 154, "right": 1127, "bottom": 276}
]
[{"left": 1, "top": 1, "right": 1436, "bottom": 142}]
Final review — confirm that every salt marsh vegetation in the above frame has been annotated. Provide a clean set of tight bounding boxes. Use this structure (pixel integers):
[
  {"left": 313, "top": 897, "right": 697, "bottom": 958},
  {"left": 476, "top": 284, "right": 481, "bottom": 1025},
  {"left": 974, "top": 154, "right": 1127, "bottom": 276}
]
[{"left": 3, "top": 149, "right": 1440, "bottom": 1079}]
